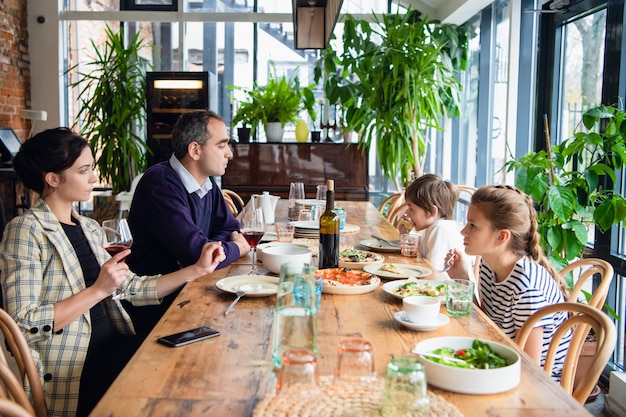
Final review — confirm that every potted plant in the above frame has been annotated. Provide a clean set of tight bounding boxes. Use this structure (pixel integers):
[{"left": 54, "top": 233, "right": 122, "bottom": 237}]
[
  {"left": 231, "top": 63, "right": 317, "bottom": 142},
  {"left": 68, "top": 25, "right": 151, "bottom": 194},
  {"left": 314, "top": 10, "right": 468, "bottom": 187},
  {"left": 231, "top": 98, "right": 260, "bottom": 143},
  {"left": 504, "top": 104, "right": 626, "bottom": 270}
]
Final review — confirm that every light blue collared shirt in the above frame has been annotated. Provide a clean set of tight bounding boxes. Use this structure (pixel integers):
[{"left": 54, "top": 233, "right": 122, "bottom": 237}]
[{"left": 169, "top": 154, "right": 213, "bottom": 198}]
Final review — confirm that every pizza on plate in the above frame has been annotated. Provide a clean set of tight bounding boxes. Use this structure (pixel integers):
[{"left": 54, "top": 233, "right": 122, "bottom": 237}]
[
  {"left": 379, "top": 263, "right": 404, "bottom": 275},
  {"left": 339, "top": 249, "right": 384, "bottom": 263},
  {"left": 315, "top": 268, "right": 376, "bottom": 287}
]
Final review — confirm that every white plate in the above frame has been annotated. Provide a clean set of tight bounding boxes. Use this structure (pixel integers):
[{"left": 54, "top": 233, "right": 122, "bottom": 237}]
[
  {"left": 261, "top": 232, "right": 277, "bottom": 241},
  {"left": 290, "top": 221, "right": 319, "bottom": 230},
  {"left": 382, "top": 279, "right": 447, "bottom": 303},
  {"left": 303, "top": 199, "right": 317, "bottom": 207},
  {"left": 338, "top": 250, "right": 385, "bottom": 269},
  {"left": 215, "top": 275, "right": 279, "bottom": 297},
  {"left": 359, "top": 238, "right": 401, "bottom": 253},
  {"left": 394, "top": 311, "right": 450, "bottom": 331},
  {"left": 321, "top": 276, "right": 381, "bottom": 295},
  {"left": 363, "top": 263, "right": 432, "bottom": 279}
]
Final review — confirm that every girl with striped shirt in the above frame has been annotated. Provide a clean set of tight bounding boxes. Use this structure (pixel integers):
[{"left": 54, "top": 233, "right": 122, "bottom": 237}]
[{"left": 447, "top": 185, "right": 570, "bottom": 380}]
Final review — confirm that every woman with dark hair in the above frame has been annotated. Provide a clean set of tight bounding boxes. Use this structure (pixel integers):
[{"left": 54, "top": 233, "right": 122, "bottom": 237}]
[{"left": 0, "top": 127, "right": 225, "bottom": 417}]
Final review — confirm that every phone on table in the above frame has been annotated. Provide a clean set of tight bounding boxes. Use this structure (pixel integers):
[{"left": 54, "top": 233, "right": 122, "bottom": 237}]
[{"left": 157, "top": 326, "right": 220, "bottom": 347}]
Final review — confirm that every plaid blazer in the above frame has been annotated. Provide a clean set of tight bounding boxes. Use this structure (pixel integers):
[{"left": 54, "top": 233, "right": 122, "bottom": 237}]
[{"left": 0, "top": 198, "right": 160, "bottom": 417}]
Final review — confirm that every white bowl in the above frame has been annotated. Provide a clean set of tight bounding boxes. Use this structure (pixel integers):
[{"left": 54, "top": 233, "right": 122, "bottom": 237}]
[
  {"left": 256, "top": 242, "right": 308, "bottom": 262},
  {"left": 413, "top": 336, "right": 521, "bottom": 394},
  {"left": 262, "top": 244, "right": 313, "bottom": 274}
]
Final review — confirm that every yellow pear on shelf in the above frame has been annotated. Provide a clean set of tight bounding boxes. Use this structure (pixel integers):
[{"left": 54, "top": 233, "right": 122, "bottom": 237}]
[{"left": 295, "top": 119, "right": 310, "bottom": 143}]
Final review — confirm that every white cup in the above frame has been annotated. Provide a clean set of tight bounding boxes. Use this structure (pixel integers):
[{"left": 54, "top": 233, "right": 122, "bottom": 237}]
[{"left": 402, "top": 295, "right": 440, "bottom": 324}]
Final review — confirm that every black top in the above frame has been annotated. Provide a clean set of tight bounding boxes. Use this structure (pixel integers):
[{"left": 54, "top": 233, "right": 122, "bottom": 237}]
[{"left": 60, "top": 220, "right": 115, "bottom": 343}]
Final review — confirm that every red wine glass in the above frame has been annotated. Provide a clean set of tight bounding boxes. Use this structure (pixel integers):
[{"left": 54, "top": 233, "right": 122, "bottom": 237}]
[
  {"left": 102, "top": 218, "right": 134, "bottom": 299},
  {"left": 239, "top": 207, "right": 265, "bottom": 275}
]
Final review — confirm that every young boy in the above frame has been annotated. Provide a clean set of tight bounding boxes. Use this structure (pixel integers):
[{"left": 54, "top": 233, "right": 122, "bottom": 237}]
[{"left": 399, "top": 174, "right": 467, "bottom": 278}]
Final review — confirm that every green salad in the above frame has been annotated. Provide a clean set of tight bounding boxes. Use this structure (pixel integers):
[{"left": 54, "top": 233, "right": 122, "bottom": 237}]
[{"left": 425, "top": 339, "right": 508, "bottom": 369}]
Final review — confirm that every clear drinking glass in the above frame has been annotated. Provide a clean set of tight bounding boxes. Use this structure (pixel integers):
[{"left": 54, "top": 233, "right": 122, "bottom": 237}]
[
  {"left": 381, "top": 356, "right": 429, "bottom": 417},
  {"left": 102, "top": 218, "right": 133, "bottom": 300},
  {"left": 288, "top": 182, "right": 305, "bottom": 221},
  {"left": 239, "top": 206, "right": 265, "bottom": 275},
  {"left": 444, "top": 279, "right": 475, "bottom": 317},
  {"left": 313, "top": 184, "right": 327, "bottom": 221}
]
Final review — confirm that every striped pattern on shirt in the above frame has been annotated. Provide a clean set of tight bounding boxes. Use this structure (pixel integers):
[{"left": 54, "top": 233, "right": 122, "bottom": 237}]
[{"left": 479, "top": 256, "right": 570, "bottom": 379}]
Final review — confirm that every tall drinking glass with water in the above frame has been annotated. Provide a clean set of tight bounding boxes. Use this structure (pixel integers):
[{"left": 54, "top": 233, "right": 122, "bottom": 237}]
[
  {"left": 288, "top": 182, "right": 305, "bottom": 221},
  {"left": 271, "top": 262, "right": 317, "bottom": 368}
]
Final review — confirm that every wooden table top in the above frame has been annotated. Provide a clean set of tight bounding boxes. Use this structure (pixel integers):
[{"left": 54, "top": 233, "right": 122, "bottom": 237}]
[{"left": 89, "top": 201, "right": 591, "bottom": 417}]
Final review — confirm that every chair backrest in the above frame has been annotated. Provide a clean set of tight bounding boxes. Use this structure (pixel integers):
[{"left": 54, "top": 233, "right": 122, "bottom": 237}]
[
  {"left": 561, "top": 258, "right": 614, "bottom": 310},
  {"left": 514, "top": 302, "right": 616, "bottom": 404},
  {"left": 0, "top": 360, "right": 34, "bottom": 416},
  {"left": 221, "top": 189, "right": 245, "bottom": 216},
  {"left": 0, "top": 309, "right": 47, "bottom": 417},
  {"left": 0, "top": 398, "right": 34, "bottom": 417},
  {"left": 378, "top": 193, "right": 405, "bottom": 222}
]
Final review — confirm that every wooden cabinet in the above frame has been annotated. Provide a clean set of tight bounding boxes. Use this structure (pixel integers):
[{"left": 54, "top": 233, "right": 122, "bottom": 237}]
[
  {"left": 221, "top": 142, "right": 369, "bottom": 201},
  {"left": 146, "top": 72, "right": 209, "bottom": 166}
]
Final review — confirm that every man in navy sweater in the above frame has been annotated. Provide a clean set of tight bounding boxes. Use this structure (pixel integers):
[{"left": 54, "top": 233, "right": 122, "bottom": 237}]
[{"left": 125, "top": 109, "right": 250, "bottom": 337}]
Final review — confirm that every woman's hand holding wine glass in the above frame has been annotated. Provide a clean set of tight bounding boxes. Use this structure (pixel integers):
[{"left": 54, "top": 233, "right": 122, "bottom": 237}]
[
  {"left": 102, "top": 218, "right": 134, "bottom": 299},
  {"left": 239, "top": 207, "right": 265, "bottom": 275}
]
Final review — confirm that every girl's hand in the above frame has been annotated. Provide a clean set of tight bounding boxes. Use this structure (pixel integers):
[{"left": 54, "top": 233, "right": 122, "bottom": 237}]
[
  {"left": 446, "top": 248, "right": 469, "bottom": 279},
  {"left": 197, "top": 241, "right": 226, "bottom": 274},
  {"left": 94, "top": 249, "right": 131, "bottom": 297}
]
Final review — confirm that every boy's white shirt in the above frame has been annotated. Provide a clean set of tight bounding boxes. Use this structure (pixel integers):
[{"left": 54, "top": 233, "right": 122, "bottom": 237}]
[{"left": 417, "top": 219, "right": 477, "bottom": 286}]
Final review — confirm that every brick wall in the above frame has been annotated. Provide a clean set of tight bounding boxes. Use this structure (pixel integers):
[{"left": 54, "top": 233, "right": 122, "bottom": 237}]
[{"left": 0, "top": 0, "right": 30, "bottom": 142}]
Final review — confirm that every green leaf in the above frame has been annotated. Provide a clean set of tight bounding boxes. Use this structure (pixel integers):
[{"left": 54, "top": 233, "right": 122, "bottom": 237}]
[
  {"left": 594, "top": 199, "right": 617, "bottom": 232},
  {"left": 547, "top": 185, "right": 575, "bottom": 221}
]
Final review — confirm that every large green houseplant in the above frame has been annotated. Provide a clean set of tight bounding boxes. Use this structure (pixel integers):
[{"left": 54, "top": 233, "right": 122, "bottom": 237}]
[
  {"left": 314, "top": 10, "right": 468, "bottom": 187},
  {"left": 69, "top": 25, "right": 151, "bottom": 194},
  {"left": 231, "top": 64, "right": 317, "bottom": 142},
  {"left": 505, "top": 104, "right": 626, "bottom": 271}
]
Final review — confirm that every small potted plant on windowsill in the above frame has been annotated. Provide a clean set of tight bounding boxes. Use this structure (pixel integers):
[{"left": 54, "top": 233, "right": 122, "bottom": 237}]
[
  {"left": 231, "top": 63, "right": 316, "bottom": 143},
  {"left": 231, "top": 98, "right": 260, "bottom": 143}
]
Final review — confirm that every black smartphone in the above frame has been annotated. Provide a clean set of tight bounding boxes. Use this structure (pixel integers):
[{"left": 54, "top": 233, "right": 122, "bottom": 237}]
[{"left": 157, "top": 326, "right": 220, "bottom": 347}]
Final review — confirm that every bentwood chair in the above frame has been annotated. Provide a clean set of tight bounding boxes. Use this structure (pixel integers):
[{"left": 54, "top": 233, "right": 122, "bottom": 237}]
[
  {"left": 221, "top": 189, "right": 245, "bottom": 216},
  {"left": 0, "top": 309, "right": 47, "bottom": 417},
  {"left": 560, "top": 258, "right": 614, "bottom": 394},
  {"left": 514, "top": 302, "right": 616, "bottom": 404},
  {"left": 562, "top": 258, "right": 614, "bottom": 310},
  {"left": 378, "top": 193, "right": 405, "bottom": 223},
  {"left": 0, "top": 361, "right": 35, "bottom": 417},
  {"left": 0, "top": 398, "right": 33, "bottom": 417}
]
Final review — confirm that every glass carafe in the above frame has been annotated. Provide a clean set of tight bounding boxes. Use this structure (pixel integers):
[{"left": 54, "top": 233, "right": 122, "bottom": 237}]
[{"left": 271, "top": 262, "right": 318, "bottom": 368}]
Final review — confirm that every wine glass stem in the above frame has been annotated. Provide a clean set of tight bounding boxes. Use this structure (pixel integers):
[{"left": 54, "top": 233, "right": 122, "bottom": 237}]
[{"left": 251, "top": 248, "right": 258, "bottom": 275}]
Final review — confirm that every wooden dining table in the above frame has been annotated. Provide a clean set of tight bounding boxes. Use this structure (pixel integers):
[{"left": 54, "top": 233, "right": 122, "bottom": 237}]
[{"left": 89, "top": 200, "right": 591, "bottom": 417}]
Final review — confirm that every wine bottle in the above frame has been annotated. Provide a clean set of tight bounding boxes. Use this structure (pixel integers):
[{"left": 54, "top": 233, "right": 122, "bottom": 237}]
[{"left": 319, "top": 179, "right": 340, "bottom": 269}]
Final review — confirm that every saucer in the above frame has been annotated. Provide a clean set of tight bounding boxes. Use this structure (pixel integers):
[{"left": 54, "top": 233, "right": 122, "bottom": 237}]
[{"left": 393, "top": 311, "right": 450, "bottom": 331}]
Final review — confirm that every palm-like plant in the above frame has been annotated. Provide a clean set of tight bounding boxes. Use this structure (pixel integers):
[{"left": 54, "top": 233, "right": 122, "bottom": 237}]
[
  {"left": 69, "top": 25, "right": 151, "bottom": 194},
  {"left": 314, "top": 10, "right": 467, "bottom": 187}
]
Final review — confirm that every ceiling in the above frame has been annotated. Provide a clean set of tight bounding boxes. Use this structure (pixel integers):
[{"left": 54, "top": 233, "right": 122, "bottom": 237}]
[{"left": 400, "top": 0, "right": 495, "bottom": 24}]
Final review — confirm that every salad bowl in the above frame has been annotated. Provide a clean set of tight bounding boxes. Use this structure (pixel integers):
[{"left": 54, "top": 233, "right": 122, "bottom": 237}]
[{"left": 413, "top": 336, "right": 520, "bottom": 394}]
